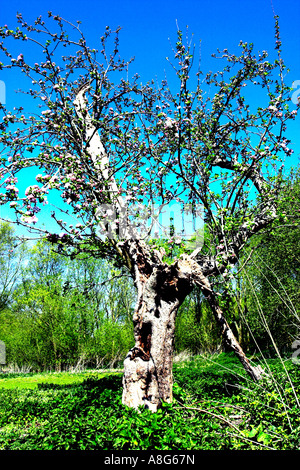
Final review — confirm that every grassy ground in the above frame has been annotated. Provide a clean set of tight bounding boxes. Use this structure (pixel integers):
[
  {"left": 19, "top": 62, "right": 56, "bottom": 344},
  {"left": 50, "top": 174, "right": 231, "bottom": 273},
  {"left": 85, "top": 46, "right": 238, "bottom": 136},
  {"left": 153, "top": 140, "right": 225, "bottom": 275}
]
[
  {"left": 0, "top": 369, "right": 121, "bottom": 389},
  {"left": 0, "top": 353, "right": 300, "bottom": 450}
]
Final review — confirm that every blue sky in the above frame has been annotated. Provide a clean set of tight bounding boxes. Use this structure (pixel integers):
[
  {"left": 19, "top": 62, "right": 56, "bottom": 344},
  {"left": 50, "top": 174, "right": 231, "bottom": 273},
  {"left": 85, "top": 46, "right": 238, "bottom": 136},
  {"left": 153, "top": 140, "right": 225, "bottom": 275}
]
[
  {"left": 1, "top": 0, "right": 299, "bottom": 156},
  {"left": 1, "top": 0, "right": 300, "bottom": 96},
  {"left": 1, "top": 0, "right": 299, "bottom": 83},
  {"left": 0, "top": 0, "right": 299, "bottom": 238}
]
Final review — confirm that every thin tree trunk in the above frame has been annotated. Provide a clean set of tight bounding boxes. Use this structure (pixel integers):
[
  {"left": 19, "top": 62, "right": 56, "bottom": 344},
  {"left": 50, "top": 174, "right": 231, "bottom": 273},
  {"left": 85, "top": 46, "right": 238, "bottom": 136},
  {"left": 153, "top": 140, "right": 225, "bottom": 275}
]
[
  {"left": 175, "top": 254, "right": 264, "bottom": 382},
  {"left": 205, "top": 289, "right": 264, "bottom": 381}
]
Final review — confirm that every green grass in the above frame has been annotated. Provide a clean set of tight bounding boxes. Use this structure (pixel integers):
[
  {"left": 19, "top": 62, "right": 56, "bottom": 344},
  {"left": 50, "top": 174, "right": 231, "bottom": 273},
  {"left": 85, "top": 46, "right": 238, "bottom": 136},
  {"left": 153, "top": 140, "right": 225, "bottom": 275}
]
[
  {"left": 0, "top": 370, "right": 108, "bottom": 389},
  {"left": 0, "top": 353, "right": 300, "bottom": 450}
]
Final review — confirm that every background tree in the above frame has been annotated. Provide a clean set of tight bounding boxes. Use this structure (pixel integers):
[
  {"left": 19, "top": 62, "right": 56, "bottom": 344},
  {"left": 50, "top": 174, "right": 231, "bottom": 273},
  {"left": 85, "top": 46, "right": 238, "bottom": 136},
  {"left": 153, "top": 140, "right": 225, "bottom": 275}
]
[
  {"left": 235, "top": 167, "right": 300, "bottom": 354},
  {"left": 175, "top": 287, "right": 221, "bottom": 355},
  {"left": 0, "top": 13, "right": 298, "bottom": 410},
  {"left": 0, "top": 222, "right": 24, "bottom": 311},
  {"left": 0, "top": 238, "right": 135, "bottom": 370}
]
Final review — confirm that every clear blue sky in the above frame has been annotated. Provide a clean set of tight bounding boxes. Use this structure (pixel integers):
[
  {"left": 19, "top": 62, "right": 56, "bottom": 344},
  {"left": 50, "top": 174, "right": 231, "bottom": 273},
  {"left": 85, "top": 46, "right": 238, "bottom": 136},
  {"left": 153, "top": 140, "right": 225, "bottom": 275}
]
[
  {"left": 1, "top": 0, "right": 299, "bottom": 82},
  {"left": 1, "top": 0, "right": 299, "bottom": 155},
  {"left": 0, "top": 0, "right": 299, "bottom": 237}
]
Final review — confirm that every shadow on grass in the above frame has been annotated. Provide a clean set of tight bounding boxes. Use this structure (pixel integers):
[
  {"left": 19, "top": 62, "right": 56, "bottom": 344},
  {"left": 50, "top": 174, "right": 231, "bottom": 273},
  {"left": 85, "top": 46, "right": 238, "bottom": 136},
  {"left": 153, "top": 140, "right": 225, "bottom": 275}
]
[{"left": 37, "top": 373, "right": 123, "bottom": 392}]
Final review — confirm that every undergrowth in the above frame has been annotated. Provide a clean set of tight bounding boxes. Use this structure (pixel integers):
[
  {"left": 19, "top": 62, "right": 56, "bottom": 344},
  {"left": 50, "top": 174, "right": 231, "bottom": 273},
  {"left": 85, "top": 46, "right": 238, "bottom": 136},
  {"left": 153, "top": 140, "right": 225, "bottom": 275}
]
[{"left": 0, "top": 353, "right": 300, "bottom": 450}]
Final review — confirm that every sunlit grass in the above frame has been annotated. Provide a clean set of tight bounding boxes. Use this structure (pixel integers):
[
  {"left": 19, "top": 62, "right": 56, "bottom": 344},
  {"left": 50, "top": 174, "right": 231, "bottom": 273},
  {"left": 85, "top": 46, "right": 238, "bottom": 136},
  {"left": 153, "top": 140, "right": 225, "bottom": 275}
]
[
  {"left": 0, "top": 355, "right": 299, "bottom": 450},
  {"left": 0, "top": 370, "right": 110, "bottom": 389}
]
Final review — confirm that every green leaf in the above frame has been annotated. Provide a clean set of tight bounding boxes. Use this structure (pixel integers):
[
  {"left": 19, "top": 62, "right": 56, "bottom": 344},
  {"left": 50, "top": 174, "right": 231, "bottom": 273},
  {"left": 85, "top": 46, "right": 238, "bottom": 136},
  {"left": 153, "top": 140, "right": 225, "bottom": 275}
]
[
  {"left": 257, "top": 432, "right": 271, "bottom": 445},
  {"left": 248, "top": 426, "right": 259, "bottom": 438}
]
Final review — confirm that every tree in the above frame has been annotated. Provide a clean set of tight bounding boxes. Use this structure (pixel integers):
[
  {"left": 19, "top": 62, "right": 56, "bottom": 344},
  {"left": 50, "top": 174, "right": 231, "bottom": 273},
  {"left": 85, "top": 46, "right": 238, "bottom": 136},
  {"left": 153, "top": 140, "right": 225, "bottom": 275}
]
[
  {"left": 1, "top": 239, "right": 134, "bottom": 370},
  {"left": 0, "top": 13, "right": 298, "bottom": 410},
  {"left": 175, "top": 287, "right": 221, "bottom": 355},
  {"left": 0, "top": 239, "right": 77, "bottom": 369},
  {"left": 0, "top": 221, "right": 25, "bottom": 311}
]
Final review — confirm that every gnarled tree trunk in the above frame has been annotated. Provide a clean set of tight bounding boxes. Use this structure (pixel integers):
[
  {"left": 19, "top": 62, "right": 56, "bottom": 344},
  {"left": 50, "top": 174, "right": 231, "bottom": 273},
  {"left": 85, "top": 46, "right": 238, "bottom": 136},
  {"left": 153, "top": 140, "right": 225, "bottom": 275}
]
[{"left": 122, "top": 264, "right": 191, "bottom": 411}]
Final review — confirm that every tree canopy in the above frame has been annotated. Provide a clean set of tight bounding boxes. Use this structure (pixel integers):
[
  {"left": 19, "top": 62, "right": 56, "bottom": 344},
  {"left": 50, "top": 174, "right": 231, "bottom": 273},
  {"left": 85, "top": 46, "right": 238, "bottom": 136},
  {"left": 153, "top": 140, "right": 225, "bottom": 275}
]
[{"left": 0, "top": 13, "right": 297, "bottom": 275}]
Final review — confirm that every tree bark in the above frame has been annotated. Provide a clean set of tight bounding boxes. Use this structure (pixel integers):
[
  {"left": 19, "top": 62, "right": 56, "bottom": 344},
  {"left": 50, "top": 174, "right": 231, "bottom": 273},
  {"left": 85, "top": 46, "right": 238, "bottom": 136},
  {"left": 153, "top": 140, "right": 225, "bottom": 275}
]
[{"left": 122, "top": 264, "right": 191, "bottom": 411}]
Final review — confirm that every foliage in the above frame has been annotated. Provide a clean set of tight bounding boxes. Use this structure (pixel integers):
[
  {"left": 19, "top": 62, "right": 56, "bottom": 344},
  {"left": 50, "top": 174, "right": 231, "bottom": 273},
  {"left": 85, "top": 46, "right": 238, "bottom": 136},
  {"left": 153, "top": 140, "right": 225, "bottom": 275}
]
[
  {"left": 0, "top": 237, "right": 135, "bottom": 370},
  {"left": 235, "top": 167, "right": 300, "bottom": 353},
  {"left": 175, "top": 290, "right": 221, "bottom": 354},
  {"left": 0, "top": 222, "right": 25, "bottom": 311},
  {"left": 0, "top": 354, "right": 300, "bottom": 450}
]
